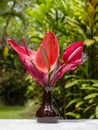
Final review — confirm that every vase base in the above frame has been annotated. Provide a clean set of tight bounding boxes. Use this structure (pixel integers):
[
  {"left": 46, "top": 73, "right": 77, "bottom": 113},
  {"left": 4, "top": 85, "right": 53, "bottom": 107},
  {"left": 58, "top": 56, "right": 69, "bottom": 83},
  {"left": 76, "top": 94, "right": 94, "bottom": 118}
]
[{"left": 36, "top": 116, "right": 58, "bottom": 123}]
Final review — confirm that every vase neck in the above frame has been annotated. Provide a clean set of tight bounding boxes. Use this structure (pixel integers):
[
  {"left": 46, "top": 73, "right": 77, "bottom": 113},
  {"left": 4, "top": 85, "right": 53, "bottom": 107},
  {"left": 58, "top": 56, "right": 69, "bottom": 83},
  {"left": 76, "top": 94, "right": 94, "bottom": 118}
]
[{"left": 43, "top": 88, "right": 52, "bottom": 105}]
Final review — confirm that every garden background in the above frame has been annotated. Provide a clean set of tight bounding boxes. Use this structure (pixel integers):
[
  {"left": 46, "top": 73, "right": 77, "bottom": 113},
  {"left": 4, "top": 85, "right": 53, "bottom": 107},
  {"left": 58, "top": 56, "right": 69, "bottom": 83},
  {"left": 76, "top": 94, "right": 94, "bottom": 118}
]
[{"left": 0, "top": 0, "right": 98, "bottom": 119}]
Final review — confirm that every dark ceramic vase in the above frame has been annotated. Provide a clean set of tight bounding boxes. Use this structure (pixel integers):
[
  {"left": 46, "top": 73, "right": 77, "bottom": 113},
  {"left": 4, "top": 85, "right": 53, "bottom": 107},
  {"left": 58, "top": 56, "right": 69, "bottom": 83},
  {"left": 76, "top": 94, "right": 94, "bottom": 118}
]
[{"left": 36, "top": 87, "right": 58, "bottom": 123}]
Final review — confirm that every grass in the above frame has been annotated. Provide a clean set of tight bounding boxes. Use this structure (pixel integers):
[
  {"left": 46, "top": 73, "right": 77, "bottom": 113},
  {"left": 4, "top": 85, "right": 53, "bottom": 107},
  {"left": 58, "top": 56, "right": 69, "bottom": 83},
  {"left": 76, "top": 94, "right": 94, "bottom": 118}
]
[{"left": 0, "top": 106, "right": 36, "bottom": 119}]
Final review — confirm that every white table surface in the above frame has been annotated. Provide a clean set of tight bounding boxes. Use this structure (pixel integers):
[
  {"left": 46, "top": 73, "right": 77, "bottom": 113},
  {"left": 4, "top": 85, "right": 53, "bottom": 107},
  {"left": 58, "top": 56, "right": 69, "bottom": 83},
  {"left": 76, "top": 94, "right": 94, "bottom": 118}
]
[{"left": 0, "top": 119, "right": 98, "bottom": 130}]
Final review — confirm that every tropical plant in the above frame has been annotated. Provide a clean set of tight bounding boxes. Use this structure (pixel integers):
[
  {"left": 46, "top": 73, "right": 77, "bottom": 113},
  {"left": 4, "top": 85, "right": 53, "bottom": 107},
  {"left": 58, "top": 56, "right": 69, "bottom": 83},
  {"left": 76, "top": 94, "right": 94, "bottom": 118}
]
[
  {"left": 0, "top": 0, "right": 98, "bottom": 119},
  {"left": 7, "top": 32, "right": 86, "bottom": 88}
]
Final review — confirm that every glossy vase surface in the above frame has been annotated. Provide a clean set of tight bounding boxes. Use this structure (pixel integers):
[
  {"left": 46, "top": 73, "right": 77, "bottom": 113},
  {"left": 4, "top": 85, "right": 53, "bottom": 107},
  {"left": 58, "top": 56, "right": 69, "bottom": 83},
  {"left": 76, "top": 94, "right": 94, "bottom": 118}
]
[{"left": 36, "top": 87, "right": 58, "bottom": 123}]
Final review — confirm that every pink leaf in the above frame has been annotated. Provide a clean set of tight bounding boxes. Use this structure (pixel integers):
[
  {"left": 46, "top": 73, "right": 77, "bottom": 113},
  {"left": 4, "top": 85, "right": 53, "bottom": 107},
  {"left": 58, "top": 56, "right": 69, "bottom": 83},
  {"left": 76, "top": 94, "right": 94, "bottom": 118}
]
[
  {"left": 7, "top": 39, "right": 36, "bottom": 62},
  {"left": 51, "top": 63, "right": 78, "bottom": 86},
  {"left": 19, "top": 54, "right": 48, "bottom": 87},
  {"left": 62, "top": 41, "right": 83, "bottom": 64},
  {"left": 51, "top": 41, "right": 87, "bottom": 86}
]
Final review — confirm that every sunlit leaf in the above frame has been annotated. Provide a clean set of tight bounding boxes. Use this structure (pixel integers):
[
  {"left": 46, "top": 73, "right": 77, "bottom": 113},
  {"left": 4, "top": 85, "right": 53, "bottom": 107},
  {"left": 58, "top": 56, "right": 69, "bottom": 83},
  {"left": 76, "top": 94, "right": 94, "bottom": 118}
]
[
  {"left": 93, "top": 36, "right": 98, "bottom": 42},
  {"left": 46, "top": 0, "right": 53, "bottom": 12},
  {"left": 84, "top": 93, "right": 98, "bottom": 100},
  {"left": 65, "top": 112, "right": 80, "bottom": 119},
  {"left": 84, "top": 39, "right": 95, "bottom": 46},
  {"left": 89, "top": 114, "right": 95, "bottom": 119},
  {"left": 75, "top": 101, "right": 84, "bottom": 108},
  {"left": 95, "top": 105, "right": 98, "bottom": 118},
  {"left": 66, "top": 98, "right": 81, "bottom": 108},
  {"left": 81, "top": 86, "right": 98, "bottom": 91},
  {"left": 92, "top": 83, "right": 98, "bottom": 87},
  {"left": 39, "top": 4, "right": 46, "bottom": 17},
  {"left": 65, "top": 80, "right": 79, "bottom": 88}
]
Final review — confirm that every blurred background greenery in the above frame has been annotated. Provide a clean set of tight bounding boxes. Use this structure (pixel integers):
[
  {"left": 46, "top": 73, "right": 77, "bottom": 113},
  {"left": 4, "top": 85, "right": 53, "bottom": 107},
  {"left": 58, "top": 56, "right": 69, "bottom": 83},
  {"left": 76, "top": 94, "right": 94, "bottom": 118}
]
[{"left": 0, "top": 0, "right": 98, "bottom": 119}]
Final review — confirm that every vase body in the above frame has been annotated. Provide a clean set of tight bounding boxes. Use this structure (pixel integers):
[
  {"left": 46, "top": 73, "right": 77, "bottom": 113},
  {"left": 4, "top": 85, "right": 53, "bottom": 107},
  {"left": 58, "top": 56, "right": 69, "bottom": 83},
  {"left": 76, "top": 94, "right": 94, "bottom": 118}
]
[{"left": 36, "top": 87, "right": 58, "bottom": 123}]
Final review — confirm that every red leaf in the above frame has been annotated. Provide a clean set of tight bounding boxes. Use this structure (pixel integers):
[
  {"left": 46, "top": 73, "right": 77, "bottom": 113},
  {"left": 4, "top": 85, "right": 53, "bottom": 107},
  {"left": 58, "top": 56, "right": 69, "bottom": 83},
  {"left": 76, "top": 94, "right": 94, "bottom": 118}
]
[{"left": 35, "top": 32, "right": 59, "bottom": 73}]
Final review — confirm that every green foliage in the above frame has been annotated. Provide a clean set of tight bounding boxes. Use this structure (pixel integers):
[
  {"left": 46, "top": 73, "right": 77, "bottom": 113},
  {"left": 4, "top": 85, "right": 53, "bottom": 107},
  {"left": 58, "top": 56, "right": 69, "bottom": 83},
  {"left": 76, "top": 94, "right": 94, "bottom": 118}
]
[
  {"left": 52, "top": 0, "right": 98, "bottom": 119},
  {"left": 66, "top": 0, "right": 98, "bottom": 79},
  {"left": 0, "top": 48, "right": 29, "bottom": 105},
  {"left": 53, "top": 74, "right": 98, "bottom": 119},
  {"left": 0, "top": 0, "right": 29, "bottom": 106}
]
